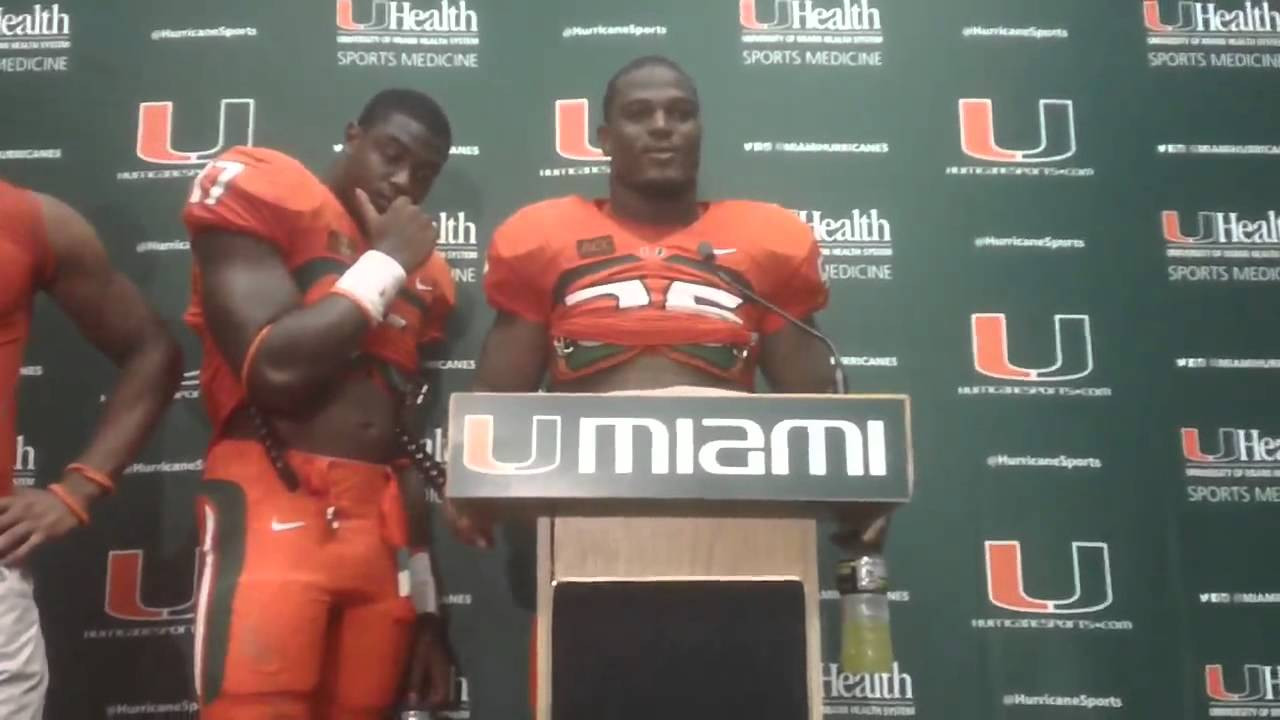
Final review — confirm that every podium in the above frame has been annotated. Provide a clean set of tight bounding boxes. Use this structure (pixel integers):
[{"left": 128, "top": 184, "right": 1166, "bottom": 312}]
[{"left": 447, "top": 389, "right": 913, "bottom": 720}]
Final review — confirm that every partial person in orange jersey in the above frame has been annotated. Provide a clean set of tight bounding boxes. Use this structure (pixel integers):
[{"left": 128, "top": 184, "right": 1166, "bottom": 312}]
[{"left": 0, "top": 179, "right": 181, "bottom": 719}]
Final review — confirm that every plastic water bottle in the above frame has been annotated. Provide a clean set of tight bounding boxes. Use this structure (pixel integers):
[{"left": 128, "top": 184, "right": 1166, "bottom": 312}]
[{"left": 837, "top": 550, "right": 894, "bottom": 674}]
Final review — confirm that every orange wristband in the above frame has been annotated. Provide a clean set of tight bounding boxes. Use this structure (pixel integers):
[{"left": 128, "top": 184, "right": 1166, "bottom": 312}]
[
  {"left": 48, "top": 483, "right": 90, "bottom": 526},
  {"left": 65, "top": 462, "right": 115, "bottom": 495}
]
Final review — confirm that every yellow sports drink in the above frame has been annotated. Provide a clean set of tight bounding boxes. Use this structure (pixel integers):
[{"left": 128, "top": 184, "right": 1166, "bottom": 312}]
[{"left": 837, "top": 552, "right": 895, "bottom": 674}]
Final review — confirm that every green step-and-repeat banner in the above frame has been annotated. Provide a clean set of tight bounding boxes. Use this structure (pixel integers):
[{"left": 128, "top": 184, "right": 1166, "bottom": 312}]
[{"left": 3, "top": 0, "right": 1279, "bottom": 717}]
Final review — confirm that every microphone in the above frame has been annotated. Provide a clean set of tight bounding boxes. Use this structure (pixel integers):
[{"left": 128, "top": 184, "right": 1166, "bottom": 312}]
[
  {"left": 698, "top": 244, "right": 894, "bottom": 673},
  {"left": 696, "top": 242, "right": 846, "bottom": 394}
]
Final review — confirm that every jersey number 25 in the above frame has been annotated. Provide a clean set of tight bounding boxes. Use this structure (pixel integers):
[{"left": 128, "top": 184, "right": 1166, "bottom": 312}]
[{"left": 564, "top": 278, "right": 744, "bottom": 323}]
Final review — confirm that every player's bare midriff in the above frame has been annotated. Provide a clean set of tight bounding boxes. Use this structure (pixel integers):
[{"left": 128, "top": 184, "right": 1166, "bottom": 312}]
[
  {"left": 549, "top": 351, "right": 743, "bottom": 394},
  {"left": 223, "top": 362, "right": 403, "bottom": 463}
]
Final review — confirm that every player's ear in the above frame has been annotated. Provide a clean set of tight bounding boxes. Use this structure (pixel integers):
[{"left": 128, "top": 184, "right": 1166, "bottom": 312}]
[
  {"left": 597, "top": 123, "right": 613, "bottom": 157},
  {"left": 342, "top": 122, "right": 363, "bottom": 152}
]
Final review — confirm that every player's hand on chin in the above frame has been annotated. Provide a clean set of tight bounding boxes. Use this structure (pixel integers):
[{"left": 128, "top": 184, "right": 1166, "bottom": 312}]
[
  {"left": 443, "top": 498, "right": 494, "bottom": 549},
  {"left": 402, "top": 613, "right": 455, "bottom": 711},
  {"left": 0, "top": 487, "right": 82, "bottom": 566},
  {"left": 354, "top": 188, "right": 439, "bottom": 273}
]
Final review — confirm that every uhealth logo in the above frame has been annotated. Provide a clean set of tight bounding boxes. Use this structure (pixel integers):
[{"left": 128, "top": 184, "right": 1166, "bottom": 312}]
[
  {"left": 1183, "top": 426, "right": 1280, "bottom": 500},
  {"left": 1146, "top": 1, "right": 1280, "bottom": 69},
  {"left": 1163, "top": 210, "right": 1280, "bottom": 281},
  {"left": 739, "top": 0, "right": 882, "bottom": 32},
  {"left": 0, "top": 1, "right": 72, "bottom": 74},
  {"left": 1164, "top": 210, "right": 1280, "bottom": 245},
  {"left": 1182, "top": 427, "right": 1280, "bottom": 465},
  {"left": 0, "top": 3, "right": 69, "bottom": 38},
  {"left": 1205, "top": 664, "right": 1280, "bottom": 706},
  {"left": 336, "top": 0, "right": 477, "bottom": 34},
  {"left": 738, "top": 0, "right": 885, "bottom": 66},
  {"left": 134, "top": 99, "right": 255, "bottom": 165},
  {"left": 985, "top": 541, "right": 1113, "bottom": 614},
  {"left": 971, "top": 313, "right": 1093, "bottom": 382},
  {"left": 959, "top": 99, "right": 1076, "bottom": 164},
  {"left": 11, "top": 434, "right": 35, "bottom": 487},
  {"left": 1145, "top": 0, "right": 1280, "bottom": 35},
  {"left": 796, "top": 208, "right": 894, "bottom": 283}
]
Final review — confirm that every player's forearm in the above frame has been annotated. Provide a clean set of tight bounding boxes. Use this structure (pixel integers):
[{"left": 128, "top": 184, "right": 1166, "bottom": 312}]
[
  {"left": 245, "top": 295, "right": 374, "bottom": 413},
  {"left": 763, "top": 355, "right": 837, "bottom": 393},
  {"left": 760, "top": 325, "right": 840, "bottom": 393},
  {"left": 71, "top": 325, "right": 182, "bottom": 483},
  {"left": 768, "top": 372, "right": 836, "bottom": 393},
  {"left": 471, "top": 313, "right": 550, "bottom": 392},
  {"left": 472, "top": 374, "right": 543, "bottom": 393}
]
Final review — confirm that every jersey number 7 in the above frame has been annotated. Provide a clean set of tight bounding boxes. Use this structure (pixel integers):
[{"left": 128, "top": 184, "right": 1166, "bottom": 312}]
[{"left": 188, "top": 160, "right": 246, "bottom": 206}]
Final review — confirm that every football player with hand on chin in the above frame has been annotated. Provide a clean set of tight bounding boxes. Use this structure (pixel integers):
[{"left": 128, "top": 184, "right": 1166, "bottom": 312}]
[{"left": 183, "top": 89, "right": 458, "bottom": 719}]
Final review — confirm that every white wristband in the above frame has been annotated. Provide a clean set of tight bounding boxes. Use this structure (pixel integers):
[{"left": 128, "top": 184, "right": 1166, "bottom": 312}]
[
  {"left": 332, "top": 250, "right": 406, "bottom": 323},
  {"left": 408, "top": 551, "right": 439, "bottom": 615}
]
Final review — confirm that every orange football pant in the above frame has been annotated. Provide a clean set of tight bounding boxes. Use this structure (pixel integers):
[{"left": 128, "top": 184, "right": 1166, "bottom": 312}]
[{"left": 193, "top": 439, "right": 413, "bottom": 720}]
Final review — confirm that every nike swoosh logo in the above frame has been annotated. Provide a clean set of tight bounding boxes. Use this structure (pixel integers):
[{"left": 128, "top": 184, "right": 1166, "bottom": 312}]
[
  {"left": 270, "top": 519, "right": 305, "bottom": 532},
  {"left": 415, "top": 278, "right": 433, "bottom": 292},
  {"left": 711, "top": 248, "right": 738, "bottom": 255}
]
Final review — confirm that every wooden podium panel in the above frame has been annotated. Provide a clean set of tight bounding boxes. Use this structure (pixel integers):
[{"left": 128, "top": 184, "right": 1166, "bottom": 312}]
[{"left": 536, "top": 516, "right": 821, "bottom": 720}]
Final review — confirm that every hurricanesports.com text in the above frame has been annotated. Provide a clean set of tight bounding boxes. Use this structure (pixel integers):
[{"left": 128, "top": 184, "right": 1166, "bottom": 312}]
[
  {"left": 85, "top": 625, "right": 192, "bottom": 641},
  {"left": 106, "top": 700, "right": 198, "bottom": 717},
  {"left": 987, "top": 454, "right": 1102, "bottom": 470},
  {"left": 562, "top": 24, "right": 667, "bottom": 38},
  {"left": 0, "top": 148, "right": 60, "bottom": 160},
  {"left": 962, "top": 25, "right": 1068, "bottom": 39},
  {"left": 971, "top": 618, "right": 1134, "bottom": 630},
  {"left": 122, "top": 460, "right": 204, "bottom": 475},
  {"left": 136, "top": 240, "right": 191, "bottom": 254},
  {"left": 974, "top": 235, "right": 1084, "bottom": 250},
  {"left": 150, "top": 26, "right": 257, "bottom": 40},
  {"left": 1002, "top": 693, "right": 1122, "bottom": 709}
]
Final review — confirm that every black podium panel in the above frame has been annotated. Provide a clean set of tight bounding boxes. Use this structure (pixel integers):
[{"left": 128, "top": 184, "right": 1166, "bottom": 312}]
[{"left": 551, "top": 580, "right": 808, "bottom": 720}]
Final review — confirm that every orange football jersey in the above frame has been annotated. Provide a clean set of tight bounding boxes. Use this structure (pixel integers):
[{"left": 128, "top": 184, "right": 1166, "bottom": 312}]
[
  {"left": 182, "top": 147, "right": 454, "bottom": 433},
  {"left": 0, "top": 180, "right": 54, "bottom": 497},
  {"left": 484, "top": 196, "right": 827, "bottom": 382}
]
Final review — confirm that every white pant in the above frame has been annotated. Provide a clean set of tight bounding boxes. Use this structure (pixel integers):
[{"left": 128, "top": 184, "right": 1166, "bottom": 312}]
[{"left": 0, "top": 566, "right": 46, "bottom": 720}]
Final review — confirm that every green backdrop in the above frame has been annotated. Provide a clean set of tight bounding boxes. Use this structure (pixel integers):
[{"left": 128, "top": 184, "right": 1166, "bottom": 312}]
[{"left": 3, "top": 0, "right": 1279, "bottom": 717}]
